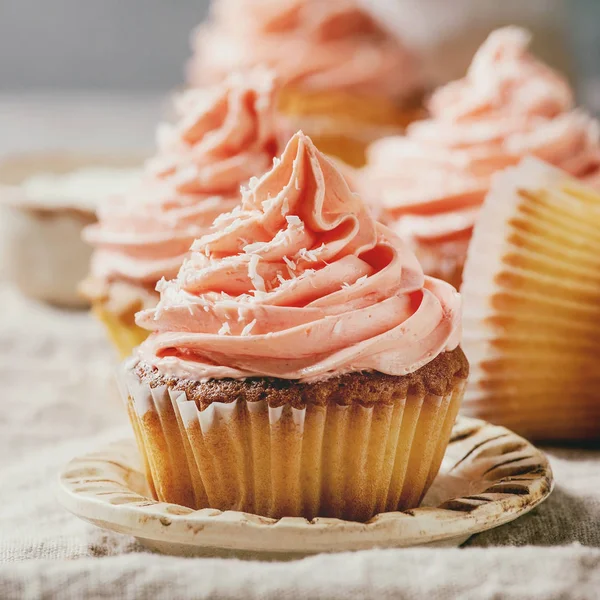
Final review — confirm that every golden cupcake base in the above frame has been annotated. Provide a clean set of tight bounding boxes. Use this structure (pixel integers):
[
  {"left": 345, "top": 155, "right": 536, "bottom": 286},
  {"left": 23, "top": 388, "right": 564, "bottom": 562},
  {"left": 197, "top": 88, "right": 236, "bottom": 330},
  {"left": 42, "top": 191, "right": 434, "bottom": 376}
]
[
  {"left": 121, "top": 366, "right": 466, "bottom": 522},
  {"left": 58, "top": 417, "right": 554, "bottom": 556},
  {"left": 278, "top": 88, "right": 425, "bottom": 167},
  {"left": 461, "top": 158, "right": 600, "bottom": 441}
]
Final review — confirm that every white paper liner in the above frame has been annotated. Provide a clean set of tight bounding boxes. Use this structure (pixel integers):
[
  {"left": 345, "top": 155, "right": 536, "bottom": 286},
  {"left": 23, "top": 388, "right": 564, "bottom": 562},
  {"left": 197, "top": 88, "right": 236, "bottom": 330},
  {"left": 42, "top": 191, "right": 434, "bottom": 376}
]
[
  {"left": 120, "top": 365, "right": 465, "bottom": 521},
  {"left": 461, "top": 157, "right": 600, "bottom": 441}
]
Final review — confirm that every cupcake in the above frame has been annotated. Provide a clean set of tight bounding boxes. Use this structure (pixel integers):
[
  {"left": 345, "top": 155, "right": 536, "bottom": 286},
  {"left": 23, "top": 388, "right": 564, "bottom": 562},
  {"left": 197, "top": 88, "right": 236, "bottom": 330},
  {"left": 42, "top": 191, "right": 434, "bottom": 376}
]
[
  {"left": 361, "top": 27, "right": 600, "bottom": 288},
  {"left": 81, "top": 69, "right": 281, "bottom": 357},
  {"left": 119, "top": 131, "right": 468, "bottom": 521},
  {"left": 462, "top": 157, "right": 600, "bottom": 442},
  {"left": 187, "top": 0, "right": 424, "bottom": 167}
]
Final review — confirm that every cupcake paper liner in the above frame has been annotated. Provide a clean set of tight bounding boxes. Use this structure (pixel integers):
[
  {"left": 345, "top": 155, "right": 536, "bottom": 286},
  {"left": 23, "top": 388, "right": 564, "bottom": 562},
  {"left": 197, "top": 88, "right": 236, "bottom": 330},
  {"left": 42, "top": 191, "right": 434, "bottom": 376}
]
[
  {"left": 461, "top": 157, "right": 600, "bottom": 441},
  {"left": 120, "top": 366, "right": 465, "bottom": 521}
]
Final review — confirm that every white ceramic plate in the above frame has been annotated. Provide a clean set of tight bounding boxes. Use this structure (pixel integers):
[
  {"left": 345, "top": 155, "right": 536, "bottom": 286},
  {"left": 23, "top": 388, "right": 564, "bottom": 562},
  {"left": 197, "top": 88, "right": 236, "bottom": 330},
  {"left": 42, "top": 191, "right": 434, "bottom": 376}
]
[{"left": 58, "top": 417, "right": 553, "bottom": 558}]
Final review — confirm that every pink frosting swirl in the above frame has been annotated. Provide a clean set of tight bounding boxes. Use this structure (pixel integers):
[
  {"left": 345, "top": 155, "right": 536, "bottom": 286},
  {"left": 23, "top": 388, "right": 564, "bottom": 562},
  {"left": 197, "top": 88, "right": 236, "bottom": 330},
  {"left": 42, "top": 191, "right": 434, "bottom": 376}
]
[
  {"left": 85, "top": 70, "right": 280, "bottom": 286},
  {"left": 187, "top": 0, "right": 422, "bottom": 99},
  {"left": 135, "top": 132, "right": 461, "bottom": 382},
  {"left": 361, "top": 27, "right": 600, "bottom": 258}
]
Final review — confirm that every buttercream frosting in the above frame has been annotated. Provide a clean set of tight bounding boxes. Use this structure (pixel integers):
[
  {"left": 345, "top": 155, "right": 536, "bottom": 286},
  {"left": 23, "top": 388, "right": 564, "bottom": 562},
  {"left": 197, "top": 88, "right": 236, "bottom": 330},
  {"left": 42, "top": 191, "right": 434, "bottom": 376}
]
[
  {"left": 187, "top": 0, "right": 422, "bottom": 100},
  {"left": 84, "top": 70, "right": 279, "bottom": 286},
  {"left": 362, "top": 26, "right": 600, "bottom": 255},
  {"left": 135, "top": 132, "right": 461, "bottom": 382}
]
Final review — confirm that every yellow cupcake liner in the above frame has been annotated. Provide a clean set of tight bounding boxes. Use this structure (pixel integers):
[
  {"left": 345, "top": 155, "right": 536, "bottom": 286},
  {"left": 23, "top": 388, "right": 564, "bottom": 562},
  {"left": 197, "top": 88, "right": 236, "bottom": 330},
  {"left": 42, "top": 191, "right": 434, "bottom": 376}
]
[
  {"left": 461, "top": 157, "right": 600, "bottom": 441},
  {"left": 304, "top": 132, "right": 375, "bottom": 170},
  {"left": 92, "top": 302, "right": 149, "bottom": 359},
  {"left": 278, "top": 87, "right": 424, "bottom": 167},
  {"left": 278, "top": 87, "right": 423, "bottom": 128},
  {"left": 120, "top": 366, "right": 465, "bottom": 521}
]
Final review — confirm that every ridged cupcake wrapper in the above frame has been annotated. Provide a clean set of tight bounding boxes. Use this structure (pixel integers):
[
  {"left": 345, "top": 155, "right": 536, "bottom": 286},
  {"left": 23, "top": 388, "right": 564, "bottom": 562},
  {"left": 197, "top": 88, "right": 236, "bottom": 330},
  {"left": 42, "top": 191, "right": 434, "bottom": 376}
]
[
  {"left": 461, "top": 157, "right": 600, "bottom": 441},
  {"left": 119, "top": 367, "right": 465, "bottom": 521}
]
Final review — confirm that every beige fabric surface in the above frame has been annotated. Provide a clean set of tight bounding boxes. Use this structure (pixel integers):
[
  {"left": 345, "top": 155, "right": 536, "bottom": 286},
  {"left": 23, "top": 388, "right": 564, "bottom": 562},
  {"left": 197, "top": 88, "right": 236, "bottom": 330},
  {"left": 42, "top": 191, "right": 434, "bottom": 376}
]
[
  {"left": 1, "top": 95, "right": 599, "bottom": 598},
  {"left": 1, "top": 278, "right": 600, "bottom": 598},
  {"left": 2, "top": 547, "right": 600, "bottom": 600}
]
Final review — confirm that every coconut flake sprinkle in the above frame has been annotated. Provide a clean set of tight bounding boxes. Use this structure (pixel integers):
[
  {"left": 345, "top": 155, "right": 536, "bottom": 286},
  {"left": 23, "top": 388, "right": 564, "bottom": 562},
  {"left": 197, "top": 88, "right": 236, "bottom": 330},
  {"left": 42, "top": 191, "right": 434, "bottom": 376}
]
[
  {"left": 241, "top": 319, "right": 257, "bottom": 336},
  {"left": 248, "top": 254, "right": 266, "bottom": 292},
  {"left": 243, "top": 241, "right": 266, "bottom": 254},
  {"left": 341, "top": 274, "right": 368, "bottom": 290},
  {"left": 261, "top": 195, "right": 277, "bottom": 212},
  {"left": 155, "top": 277, "right": 168, "bottom": 293},
  {"left": 218, "top": 322, "right": 231, "bottom": 336},
  {"left": 286, "top": 215, "right": 303, "bottom": 228},
  {"left": 282, "top": 255, "right": 296, "bottom": 271},
  {"left": 298, "top": 247, "right": 318, "bottom": 262}
]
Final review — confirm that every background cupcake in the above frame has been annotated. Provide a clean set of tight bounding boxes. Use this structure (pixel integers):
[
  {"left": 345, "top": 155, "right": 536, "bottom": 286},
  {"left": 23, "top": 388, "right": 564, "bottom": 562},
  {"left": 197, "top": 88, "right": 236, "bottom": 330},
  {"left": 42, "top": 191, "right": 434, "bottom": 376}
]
[
  {"left": 361, "top": 26, "right": 600, "bottom": 288},
  {"left": 461, "top": 157, "right": 600, "bottom": 442},
  {"left": 82, "top": 69, "right": 281, "bottom": 356},
  {"left": 187, "top": 0, "right": 424, "bottom": 167},
  {"left": 121, "top": 132, "right": 467, "bottom": 521}
]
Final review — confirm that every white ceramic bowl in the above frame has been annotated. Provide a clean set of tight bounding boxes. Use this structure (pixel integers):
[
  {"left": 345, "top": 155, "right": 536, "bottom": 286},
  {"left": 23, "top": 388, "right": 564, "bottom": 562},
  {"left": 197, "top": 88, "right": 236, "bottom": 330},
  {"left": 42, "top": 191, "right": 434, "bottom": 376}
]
[{"left": 0, "top": 153, "right": 141, "bottom": 308}]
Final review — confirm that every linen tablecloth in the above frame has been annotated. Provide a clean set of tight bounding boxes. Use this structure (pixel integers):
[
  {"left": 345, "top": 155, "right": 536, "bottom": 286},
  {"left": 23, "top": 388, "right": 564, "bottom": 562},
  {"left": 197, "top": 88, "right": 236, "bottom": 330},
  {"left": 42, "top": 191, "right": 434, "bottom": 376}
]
[
  {"left": 0, "top": 95, "right": 599, "bottom": 599},
  {"left": 1, "top": 260, "right": 599, "bottom": 599}
]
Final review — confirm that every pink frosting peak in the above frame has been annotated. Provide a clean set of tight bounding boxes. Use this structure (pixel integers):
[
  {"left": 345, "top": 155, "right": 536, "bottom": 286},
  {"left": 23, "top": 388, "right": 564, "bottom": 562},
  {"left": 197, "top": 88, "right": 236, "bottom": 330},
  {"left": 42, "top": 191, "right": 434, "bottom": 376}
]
[
  {"left": 361, "top": 27, "right": 600, "bottom": 272},
  {"left": 187, "top": 0, "right": 422, "bottom": 99},
  {"left": 428, "top": 26, "right": 572, "bottom": 122},
  {"left": 135, "top": 132, "right": 461, "bottom": 381},
  {"left": 85, "top": 70, "right": 280, "bottom": 286}
]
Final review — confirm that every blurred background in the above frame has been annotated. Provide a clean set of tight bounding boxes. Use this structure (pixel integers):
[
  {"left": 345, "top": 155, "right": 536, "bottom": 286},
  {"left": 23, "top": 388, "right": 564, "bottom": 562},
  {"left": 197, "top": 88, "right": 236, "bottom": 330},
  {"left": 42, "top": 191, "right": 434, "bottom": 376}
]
[
  {"left": 1, "top": 2, "right": 598, "bottom": 90},
  {"left": 0, "top": 0, "right": 598, "bottom": 156},
  {"left": 0, "top": 0, "right": 208, "bottom": 92}
]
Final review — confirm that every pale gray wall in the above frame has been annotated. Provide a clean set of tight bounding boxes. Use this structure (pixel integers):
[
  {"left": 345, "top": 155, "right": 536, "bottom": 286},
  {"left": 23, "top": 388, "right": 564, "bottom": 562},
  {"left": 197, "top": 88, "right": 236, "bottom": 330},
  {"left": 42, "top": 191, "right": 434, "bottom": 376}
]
[
  {"left": 0, "top": 0, "right": 209, "bottom": 90},
  {"left": 0, "top": 0, "right": 598, "bottom": 98},
  {"left": 568, "top": 0, "right": 600, "bottom": 113}
]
